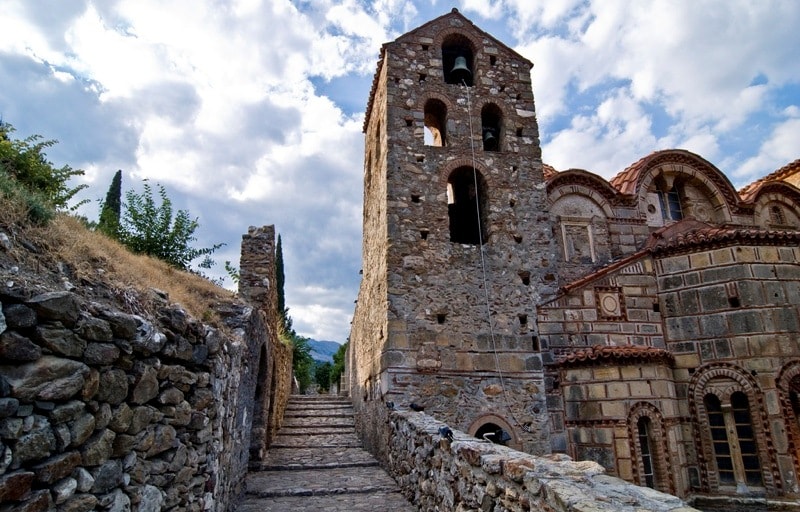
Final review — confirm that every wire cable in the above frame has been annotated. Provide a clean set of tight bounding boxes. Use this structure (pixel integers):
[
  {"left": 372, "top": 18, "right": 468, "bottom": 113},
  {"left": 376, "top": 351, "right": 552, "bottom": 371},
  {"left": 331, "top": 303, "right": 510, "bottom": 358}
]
[{"left": 462, "top": 82, "right": 527, "bottom": 432}]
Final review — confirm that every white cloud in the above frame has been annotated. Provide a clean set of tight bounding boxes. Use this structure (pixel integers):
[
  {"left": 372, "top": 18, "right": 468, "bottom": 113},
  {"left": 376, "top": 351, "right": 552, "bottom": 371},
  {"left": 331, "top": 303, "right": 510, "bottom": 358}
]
[
  {"left": 733, "top": 115, "right": 800, "bottom": 186},
  {"left": 1, "top": 0, "right": 798, "bottom": 341}
]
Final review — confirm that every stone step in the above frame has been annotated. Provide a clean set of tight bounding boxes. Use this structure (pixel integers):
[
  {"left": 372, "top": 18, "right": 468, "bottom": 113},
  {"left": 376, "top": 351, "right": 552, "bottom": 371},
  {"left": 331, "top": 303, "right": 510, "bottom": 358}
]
[
  {"left": 245, "top": 466, "right": 400, "bottom": 498},
  {"left": 270, "top": 433, "right": 361, "bottom": 449},
  {"left": 283, "top": 410, "right": 354, "bottom": 418},
  {"left": 281, "top": 416, "right": 355, "bottom": 428},
  {"left": 260, "top": 446, "right": 380, "bottom": 469},
  {"left": 240, "top": 490, "right": 415, "bottom": 512},
  {"left": 287, "top": 395, "right": 351, "bottom": 403},
  {"left": 277, "top": 426, "right": 355, "bottom": 435},
  {"left": 285, "top": 403, "right": 353, "bottom": 411}
]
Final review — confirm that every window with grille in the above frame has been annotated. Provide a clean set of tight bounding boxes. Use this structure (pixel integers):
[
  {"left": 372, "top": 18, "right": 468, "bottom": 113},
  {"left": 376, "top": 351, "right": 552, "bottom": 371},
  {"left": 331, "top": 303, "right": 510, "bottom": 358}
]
[
  {"left": 657, "top": 186, "right": 683, "bottom": 221},
  {"left": 731, "top": 392, "right": 762, "bottom": 486},
  {"left": 637, "top": 417, "right": 656, "bottom": 489},
  {"left": 705, "top": 394, "right": 735, "bottom": 485},
  {"left": 704, "top": 392, "right": 763, "bottom": 488}
]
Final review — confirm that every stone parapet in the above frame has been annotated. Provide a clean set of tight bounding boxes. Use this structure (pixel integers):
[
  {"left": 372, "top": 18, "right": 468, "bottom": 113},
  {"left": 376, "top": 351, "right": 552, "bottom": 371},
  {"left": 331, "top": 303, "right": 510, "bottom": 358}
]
[{"left": 385, "top": 409, "right": 699, "bottom": 512}]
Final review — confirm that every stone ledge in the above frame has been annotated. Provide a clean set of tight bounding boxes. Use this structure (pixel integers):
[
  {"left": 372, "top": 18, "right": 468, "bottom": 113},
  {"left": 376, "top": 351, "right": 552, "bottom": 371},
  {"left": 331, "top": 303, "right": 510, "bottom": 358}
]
[{"left": 386, "top": 410, "right": 700, "bottom": 512}]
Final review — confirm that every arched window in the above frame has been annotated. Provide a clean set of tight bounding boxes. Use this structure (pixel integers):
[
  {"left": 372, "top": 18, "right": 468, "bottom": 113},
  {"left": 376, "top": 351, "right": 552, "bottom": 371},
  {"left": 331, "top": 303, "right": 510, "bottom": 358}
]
[
  {"left": 442, "top": 35, "right": 474, "bottom": 86},
  {"left": 481, "top": 103, "right": 502, "bottom": 151},
  {"left": 447, "top": 167, "right": 487, "bottom": 245},
  {"left": 424, "top": 99, "right": 447, "bottom": 147}
]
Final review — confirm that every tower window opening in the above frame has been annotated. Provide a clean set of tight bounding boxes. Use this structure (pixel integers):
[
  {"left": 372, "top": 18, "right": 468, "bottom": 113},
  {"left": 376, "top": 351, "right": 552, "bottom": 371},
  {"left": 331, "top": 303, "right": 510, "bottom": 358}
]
[
  {"left": 481, "top": 103, "right": 502, "bottom": 152},
  {"left": 519, "top": 271, "right": 531, "bottom": 286},
  {"left": 531, "top": 335, "right": 540, "bottom": 351},
  {"left": 420, "top": 229, "right": 429, "bottom": 240},
  {"left": 490, "top": 55, "right": 497, "bottom": 66},
  {"left": 411, "top": 194, "right": 421, "bottom": 203},
  {"left": 447, "top": 167, "right": 488, "bottom": 245},
  {"left": 424, "top": 99, "right": 448, "bottom": 147},
  {"left": 518, "top": 314, "right": 528, "bottom": 326},
  {"left": 516, "top": 127, "right": 523, "bottom": 137},
  {"left": 437, "top": 313, "right": 446, "bottom": 324},
  {"left": 442, "top": 36, "right": 474, "bottom": 86}
]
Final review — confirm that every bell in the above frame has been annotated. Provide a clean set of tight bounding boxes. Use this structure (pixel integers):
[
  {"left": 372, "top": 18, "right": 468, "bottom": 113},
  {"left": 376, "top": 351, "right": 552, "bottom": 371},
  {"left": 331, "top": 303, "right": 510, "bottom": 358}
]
[
  {"left": 482, "top": 127, "right": 497, "bottom": 150},
  {"left": 450, "top": 55, "right": 472, "bottom": 82}
]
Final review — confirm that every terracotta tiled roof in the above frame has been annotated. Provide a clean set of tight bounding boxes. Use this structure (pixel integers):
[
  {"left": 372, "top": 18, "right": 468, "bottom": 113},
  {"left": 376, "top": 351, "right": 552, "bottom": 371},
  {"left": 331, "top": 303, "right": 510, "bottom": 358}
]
[
  {"left": 650, "top": 226, "right": 800, "bottom": 254},
  {"left": 558, "top": 345, "right": 674, "bottom": 367},
  {"left": 609, "top": 153, "right": 651, "bottom": 195},
  {"left": 542, "top": 163, "right": 557, "bottom": 180},
  {"left": 555, "top": 250, "right": 649, "bottom": 296},
  {"left": 738, "top": 158, "right": 800, "bottom": 202}
]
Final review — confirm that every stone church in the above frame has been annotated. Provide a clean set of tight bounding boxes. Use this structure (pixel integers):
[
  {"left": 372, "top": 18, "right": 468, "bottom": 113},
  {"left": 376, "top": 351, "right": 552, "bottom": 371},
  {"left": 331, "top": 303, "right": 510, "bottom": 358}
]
[{"left": 348, "top": 8, "right": 800, "bottom": 503}]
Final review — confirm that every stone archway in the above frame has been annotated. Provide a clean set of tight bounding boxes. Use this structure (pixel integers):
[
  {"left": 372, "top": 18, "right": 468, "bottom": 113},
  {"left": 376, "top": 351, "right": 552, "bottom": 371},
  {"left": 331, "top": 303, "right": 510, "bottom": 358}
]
[{"left": 468, "top": 413, "right": 519, "bottom": 450}]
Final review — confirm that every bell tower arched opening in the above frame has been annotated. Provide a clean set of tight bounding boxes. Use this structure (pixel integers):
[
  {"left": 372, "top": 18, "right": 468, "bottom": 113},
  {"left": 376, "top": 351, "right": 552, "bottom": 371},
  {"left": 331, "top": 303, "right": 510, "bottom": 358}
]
[
  {"left": 447, "top": 166, "right": 488, "bottom": 245},
  {"left": 442, "top": 34, "right": 474, "bottom": 86}
]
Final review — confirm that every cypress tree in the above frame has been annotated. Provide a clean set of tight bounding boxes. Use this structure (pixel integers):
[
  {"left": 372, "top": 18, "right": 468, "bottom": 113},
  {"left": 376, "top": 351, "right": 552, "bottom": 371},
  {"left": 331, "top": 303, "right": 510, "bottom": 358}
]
[
  {"left": 97, "top": 169, "right": 122, "bottom": 238},
  {"left": 275, "top": 234, "right": 289, "bottom": 334}
]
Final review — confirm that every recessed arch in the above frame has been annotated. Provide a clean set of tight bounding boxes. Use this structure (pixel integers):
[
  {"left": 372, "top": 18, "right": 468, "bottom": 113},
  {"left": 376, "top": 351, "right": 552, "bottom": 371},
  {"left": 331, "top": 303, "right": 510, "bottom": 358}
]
[
  {"left": 423, "top": 98, "right": 448, "bottom": 147},
  {"left": 628, "top": 402, "right": 674, "bottom": 494},
  {"left": 468, "top": 413, "right": 517, "bottom": 447},
  {"left": 481, "top": 103, "right": 503, "bottom": 151},
  {"left": 776, "top": 360, "right": 800, "bottom": 491},
  {"left": 688, "top": 363, "right": 778, "bottom": 494}
]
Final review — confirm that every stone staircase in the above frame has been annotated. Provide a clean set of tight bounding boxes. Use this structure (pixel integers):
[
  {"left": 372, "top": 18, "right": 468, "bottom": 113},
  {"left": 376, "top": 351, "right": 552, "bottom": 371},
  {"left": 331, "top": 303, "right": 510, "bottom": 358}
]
[{"left": 241, "top": 395, "right": 415, "bottom": 511}]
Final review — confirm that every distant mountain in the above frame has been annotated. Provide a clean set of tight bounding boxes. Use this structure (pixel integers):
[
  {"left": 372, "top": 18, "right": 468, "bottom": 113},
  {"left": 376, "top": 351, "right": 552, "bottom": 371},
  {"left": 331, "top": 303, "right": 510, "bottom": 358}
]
[{"left": 307, "top": 339, "right": 341, "bottom": 363}]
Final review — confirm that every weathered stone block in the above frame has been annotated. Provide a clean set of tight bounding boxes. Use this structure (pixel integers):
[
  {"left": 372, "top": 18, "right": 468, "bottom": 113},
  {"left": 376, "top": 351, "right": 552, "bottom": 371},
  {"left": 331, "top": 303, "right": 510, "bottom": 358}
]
[
  {"left": 0, "top": 331, "right": 41, "bottom": 361},
  {"left": 32, "top": 325, "right": 86, "bottom": 358},
  {"left": 0, "top": 470, "right": 34, "bottom": 501},
  {"left": 81, "top": 429, "right": 115, "bottom": 466},
  {"left": 0, "top": 356, "right": 89, "bottom": 402},
  {"left": 2, "top": 303, "right": 37, "bottom": 329},
  {"left": 31, "top": 450, "right": 81, "bottom": 484},
  {"left": 91, "top": 460, "right": 122, "bottom": 493},
  {"left": 96, "top": 369, "right": 128, "bottom": 405},
  {"left": 58, "top": 493, "right": 98, "bottom": 512},
  {"left": 83, "top": 343, "right": 120, "bottom": 365},
  {"left": 14, "top": 425, "right": 55, "bottom": 464},
  {"left": 26, "top": 291, "right": 81, "bottom": 326}
]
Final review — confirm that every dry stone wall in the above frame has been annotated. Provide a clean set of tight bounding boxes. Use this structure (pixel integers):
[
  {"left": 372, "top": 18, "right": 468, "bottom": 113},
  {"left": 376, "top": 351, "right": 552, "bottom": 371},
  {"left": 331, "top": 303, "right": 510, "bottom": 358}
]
[
  {"left": 0, "top": 224, "right": 291, "bottom": 511},
  {"left": 386, "top": 408, "right": 700, "bottom": 512}
]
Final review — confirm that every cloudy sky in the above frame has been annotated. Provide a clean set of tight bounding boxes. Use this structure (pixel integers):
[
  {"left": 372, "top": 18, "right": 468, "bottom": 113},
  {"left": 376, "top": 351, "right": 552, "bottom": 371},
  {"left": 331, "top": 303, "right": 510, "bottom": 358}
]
[{"left": 1, "top": 0, "right": 798, "bottom": 343}]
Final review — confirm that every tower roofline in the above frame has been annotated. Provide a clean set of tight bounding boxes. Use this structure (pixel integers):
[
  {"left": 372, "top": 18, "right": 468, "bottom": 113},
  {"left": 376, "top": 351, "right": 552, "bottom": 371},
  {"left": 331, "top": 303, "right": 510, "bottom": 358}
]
[{"left": 363, "top": 8, "right": 533, "bottom": 133}]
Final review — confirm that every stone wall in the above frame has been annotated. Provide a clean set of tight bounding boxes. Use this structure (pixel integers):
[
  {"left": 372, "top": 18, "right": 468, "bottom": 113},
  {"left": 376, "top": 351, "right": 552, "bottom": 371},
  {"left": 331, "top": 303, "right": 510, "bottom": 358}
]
[
  {"left": 0, "top": 224, "right": 292, "bottom": 511},
  {"left": 238, "top": 226, "right": 293, "bottom": 461},
  {"left": 385, "top": 408, "right": 699, "bottom": 512}
]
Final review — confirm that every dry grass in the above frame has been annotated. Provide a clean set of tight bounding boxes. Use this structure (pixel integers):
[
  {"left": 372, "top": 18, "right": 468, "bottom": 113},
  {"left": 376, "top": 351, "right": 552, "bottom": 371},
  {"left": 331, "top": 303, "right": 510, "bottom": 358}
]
[{"left": 1, "top": 199, "right": 235, "bottom": 323}]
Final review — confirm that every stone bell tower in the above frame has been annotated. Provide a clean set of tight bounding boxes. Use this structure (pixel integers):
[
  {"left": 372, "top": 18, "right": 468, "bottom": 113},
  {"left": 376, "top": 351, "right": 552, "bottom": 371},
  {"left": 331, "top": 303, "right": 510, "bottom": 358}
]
[{"left": 350, "top": 9, "right": 556, "bottom": 457}]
